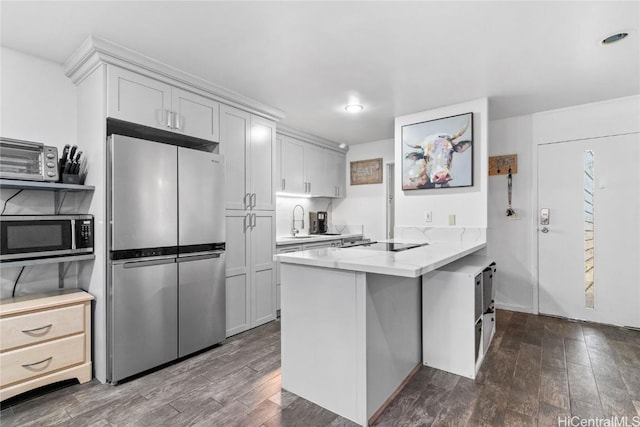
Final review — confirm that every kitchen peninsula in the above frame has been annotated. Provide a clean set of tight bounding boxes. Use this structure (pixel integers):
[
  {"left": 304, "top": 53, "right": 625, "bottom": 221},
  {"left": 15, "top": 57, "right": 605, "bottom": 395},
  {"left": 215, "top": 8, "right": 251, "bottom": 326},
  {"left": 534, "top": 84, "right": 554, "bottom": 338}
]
[{"left": 276, "top": 227, "right": 487, "bottom": 426}]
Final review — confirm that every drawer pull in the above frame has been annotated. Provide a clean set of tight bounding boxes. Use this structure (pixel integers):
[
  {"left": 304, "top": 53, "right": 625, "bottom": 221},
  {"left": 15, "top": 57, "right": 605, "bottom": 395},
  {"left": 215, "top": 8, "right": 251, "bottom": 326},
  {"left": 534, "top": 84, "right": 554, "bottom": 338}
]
[
  {"left": 21, "top": 324, "right": 53, "bottom": 334},
  {"left": 21, "top": 356, "right": 53, "bottom": 368}
]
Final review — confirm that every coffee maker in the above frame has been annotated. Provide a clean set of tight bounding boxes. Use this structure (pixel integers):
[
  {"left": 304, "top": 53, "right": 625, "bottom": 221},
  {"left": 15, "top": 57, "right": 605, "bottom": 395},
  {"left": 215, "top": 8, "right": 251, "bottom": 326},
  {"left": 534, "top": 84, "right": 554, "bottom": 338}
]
[{"left": 309, "top": 211, "right": 328, "bottom": 234}]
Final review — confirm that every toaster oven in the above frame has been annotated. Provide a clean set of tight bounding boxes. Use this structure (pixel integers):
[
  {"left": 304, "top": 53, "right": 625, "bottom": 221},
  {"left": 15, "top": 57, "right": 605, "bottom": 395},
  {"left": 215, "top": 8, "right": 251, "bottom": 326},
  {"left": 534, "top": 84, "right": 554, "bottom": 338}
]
[{"left": 0, "top": 137, "right": 59, "bottom": 182}]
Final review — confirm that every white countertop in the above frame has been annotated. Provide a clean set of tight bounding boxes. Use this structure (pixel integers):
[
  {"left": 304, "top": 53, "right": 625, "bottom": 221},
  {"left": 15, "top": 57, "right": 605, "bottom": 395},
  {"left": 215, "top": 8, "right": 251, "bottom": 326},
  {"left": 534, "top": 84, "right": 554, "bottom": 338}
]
[
  {"left": 275, "top": 239, "right": 486, "bottom": 278},
  {"left": 276, "top": 233, "right": 363, "bottom": 246}
]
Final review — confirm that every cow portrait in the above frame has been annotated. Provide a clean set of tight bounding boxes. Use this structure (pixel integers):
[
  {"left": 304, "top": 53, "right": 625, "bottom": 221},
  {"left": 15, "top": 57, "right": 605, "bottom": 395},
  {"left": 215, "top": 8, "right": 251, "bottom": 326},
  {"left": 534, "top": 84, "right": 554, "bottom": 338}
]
[{"left": 402, "top": 112, "right": 473, "bottom": 190}]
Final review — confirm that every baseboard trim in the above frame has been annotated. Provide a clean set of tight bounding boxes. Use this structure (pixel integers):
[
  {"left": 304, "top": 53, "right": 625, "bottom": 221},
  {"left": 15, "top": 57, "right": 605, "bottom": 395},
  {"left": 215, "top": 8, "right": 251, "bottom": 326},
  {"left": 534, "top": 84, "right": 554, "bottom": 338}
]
[{"left": 494, "top": 303, "right": 533, "bottom": 314}]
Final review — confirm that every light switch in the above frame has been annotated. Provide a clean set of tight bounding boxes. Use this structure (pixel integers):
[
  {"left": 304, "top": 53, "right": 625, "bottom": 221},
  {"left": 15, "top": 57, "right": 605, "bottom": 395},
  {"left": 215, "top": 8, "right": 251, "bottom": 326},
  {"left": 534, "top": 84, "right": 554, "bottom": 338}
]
[
  {"left": 448, "top": 214, "right": 456, "bottom": 226},
  {"left": 424, "top": 211, "right": 432, "bottom": 222}
]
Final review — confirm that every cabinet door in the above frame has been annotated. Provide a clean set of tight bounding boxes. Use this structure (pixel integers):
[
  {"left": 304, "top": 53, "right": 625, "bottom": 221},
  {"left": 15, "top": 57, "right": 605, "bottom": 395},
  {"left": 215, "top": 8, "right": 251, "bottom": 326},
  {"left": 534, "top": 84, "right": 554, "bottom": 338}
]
[
  {"left": 225, "top": 212, "right": 251, "bottom": 336},
  {"left": 220, "top": 105, "right": 250, "bottom": 210},
  {"left": 280, "top": 136, "right": 305, "bottom": 194},
  {"left": 303, "top": 144, "right": 326, "bottom": 196},
  {"left": 249, "top": 116, "right": 276, "bottom": 210},
  {"left": 326, "top": 150, "right": 347, "bottom": 198},
  {"left": 251, "top": 211, "right": 276, "bottom": 326},
  {"left": 107, "top": 66, "right": 172, "bottom": 130},
  {"left": 275, "top": 244, "right": 303, "bottom": 312},
  {"left": 172, "top": 88, "right": 220, "bottom": 142}
]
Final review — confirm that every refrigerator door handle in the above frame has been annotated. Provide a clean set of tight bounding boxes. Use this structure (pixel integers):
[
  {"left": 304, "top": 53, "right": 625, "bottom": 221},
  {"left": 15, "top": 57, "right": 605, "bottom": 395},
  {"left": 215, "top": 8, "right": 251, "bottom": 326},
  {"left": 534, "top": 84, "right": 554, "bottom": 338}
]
[
  {"left": 177, "top": 252, "right": 223, "bottom": 262},
  {"left": 122, "top": 257, "right": 176, "bottom": 269}
]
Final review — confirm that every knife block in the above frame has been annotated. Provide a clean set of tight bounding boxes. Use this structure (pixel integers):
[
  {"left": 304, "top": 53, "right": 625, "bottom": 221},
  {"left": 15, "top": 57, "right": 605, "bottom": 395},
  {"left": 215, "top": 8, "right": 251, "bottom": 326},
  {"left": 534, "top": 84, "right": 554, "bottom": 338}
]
[{"left": 62, "top": 173, "right": 81, "bottom": 184}]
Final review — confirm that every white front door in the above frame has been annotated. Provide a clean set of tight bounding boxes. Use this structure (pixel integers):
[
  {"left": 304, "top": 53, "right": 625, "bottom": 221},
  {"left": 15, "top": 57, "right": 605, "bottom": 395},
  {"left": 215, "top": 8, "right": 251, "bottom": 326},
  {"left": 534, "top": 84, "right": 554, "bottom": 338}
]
[{"left": 537, "top": 133, "right": 639, "bottom": 327}]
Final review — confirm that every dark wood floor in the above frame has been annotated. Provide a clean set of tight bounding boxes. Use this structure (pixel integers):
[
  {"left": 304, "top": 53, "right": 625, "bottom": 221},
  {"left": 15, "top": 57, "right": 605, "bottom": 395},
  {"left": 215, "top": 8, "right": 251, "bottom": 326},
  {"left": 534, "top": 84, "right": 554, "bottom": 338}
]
[{"left": 1, "top": 310, "right": 639, "bottom": 426}]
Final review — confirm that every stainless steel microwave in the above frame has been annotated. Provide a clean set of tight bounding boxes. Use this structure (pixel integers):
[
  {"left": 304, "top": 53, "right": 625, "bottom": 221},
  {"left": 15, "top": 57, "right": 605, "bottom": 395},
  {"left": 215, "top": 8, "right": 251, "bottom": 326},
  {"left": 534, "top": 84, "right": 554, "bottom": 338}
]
[
  {"left": 0, "top": 215, "right": 94, "bottom": 261},
  {"left": 0, "top": 137, "right": 59, "bottom": 182}
]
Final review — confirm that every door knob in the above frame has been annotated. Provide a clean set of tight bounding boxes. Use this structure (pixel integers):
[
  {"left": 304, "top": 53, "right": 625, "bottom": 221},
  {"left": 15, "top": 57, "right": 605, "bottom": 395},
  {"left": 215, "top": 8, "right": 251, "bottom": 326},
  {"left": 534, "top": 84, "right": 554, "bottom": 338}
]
[{"left": 541, "top": 227, "right": 549, "bottom": 233}]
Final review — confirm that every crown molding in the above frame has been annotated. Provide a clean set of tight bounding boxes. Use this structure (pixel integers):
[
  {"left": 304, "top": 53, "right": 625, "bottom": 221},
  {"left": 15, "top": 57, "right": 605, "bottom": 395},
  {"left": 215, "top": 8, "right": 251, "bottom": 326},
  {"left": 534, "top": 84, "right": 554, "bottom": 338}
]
[
  {"left": 63, "top": 35, "right": 285, "bottom": 122},
  {"left": 277, "top": 124, "right": 348, "bottom": 153}
]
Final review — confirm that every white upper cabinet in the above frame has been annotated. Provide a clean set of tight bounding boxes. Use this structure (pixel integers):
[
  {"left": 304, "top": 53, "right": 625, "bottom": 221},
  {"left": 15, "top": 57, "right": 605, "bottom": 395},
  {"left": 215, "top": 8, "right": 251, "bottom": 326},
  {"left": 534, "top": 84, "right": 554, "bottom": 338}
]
[
  {"left": 108, "top": 66, "right": 220, "bottom": 142},
  {"left": 278, "top": 133, "right": 346, "bottom": 198},
  {"left": 221, "top": 105, "right": 276, "bottom": 211},
  {"left": 278, "top": 136, "right": 305, "bottom": 194},
  {"left": 108, "top": 66, "right": 172, "bottom": 129},
  {"left": 326, "top": 150, "right": 347, "bottom": 198},
  {"left": 171, "top": 88, "right": 220, "bottom": 142},
  {"left": 303, "top": 143, "right": 326, "bottom": 196},
  {"left": 250, "top": 116, "right": 277, "bottom": 210}
]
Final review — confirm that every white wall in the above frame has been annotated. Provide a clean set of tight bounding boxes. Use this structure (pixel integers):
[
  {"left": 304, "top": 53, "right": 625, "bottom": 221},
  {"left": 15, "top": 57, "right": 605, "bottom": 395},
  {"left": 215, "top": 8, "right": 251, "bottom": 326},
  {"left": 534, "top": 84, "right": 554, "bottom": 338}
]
[
  {"left": 394, "top": 98, "right": 488, "bottom": 228},
  {"left": 0, "top": 46, "right": 77, "bottom": 148},
  {"left": 332, "top": 139, "right": 394, "bottom": 241},
  {"left": 487, "top": 115, "right": 535, "bottom": 313},
  {"left": 0, "top": 47, "right": 81, "bottom": 299}
]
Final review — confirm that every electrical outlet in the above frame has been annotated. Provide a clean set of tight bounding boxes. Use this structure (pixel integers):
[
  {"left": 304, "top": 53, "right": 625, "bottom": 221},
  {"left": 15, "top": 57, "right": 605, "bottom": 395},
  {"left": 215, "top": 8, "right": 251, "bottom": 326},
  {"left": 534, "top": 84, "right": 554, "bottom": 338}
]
[
  {"left": 424, "top": 211, "right": 432, "bottom": 222},
  {"left": 448, "top": 214, "right": 456, "bottom": 225}
]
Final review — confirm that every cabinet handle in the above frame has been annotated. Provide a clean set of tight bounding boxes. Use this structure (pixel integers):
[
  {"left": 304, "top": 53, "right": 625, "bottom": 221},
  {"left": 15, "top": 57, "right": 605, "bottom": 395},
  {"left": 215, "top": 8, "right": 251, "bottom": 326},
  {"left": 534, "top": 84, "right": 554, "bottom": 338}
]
[
  {"left": 308, "top": 182, "right": 311, "bottom": 193},
  {"left": 166, "top": 110, "right": 172, "bottom": 128},
  {"left": 175, "top": 113, "right": 181, "bottom": 130},
  {"left": 243, "top": 193, "right": 250, "bottom": 209},
  {"left": 282, "top": 179, "right": 286, "bottom": 191},
  {"left": 252, "top": 213, "right": 257, "bottom": 228},
  {"left": 21, "top": 324, "right": 53, "bottom": 333},
  {"left": 251, "top": 193, "right": 257, "bottom": 208},
  {"left": 243, "top": 214, "right": 247, "bottom": 232},
  {"left": 22, "top": 356, "right": 53, "bottom": 368}
]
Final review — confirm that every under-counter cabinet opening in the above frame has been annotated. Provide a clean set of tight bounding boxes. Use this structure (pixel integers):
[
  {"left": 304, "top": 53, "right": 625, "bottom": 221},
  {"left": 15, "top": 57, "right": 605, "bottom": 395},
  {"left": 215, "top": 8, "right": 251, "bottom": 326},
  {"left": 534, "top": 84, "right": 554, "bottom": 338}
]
[{"left": 421, "top": 255, "right": 496, "bottom": 379}]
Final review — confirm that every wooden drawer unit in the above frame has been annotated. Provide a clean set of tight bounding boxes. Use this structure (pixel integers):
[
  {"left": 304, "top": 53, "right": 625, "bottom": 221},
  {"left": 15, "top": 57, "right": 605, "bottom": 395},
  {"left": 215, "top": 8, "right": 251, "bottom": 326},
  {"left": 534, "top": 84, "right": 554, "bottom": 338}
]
[
  {"left": 1, "top": 334, "right": 85, "bottom": 386},
  {"left": 1, "top": 304, "right": 84, "bottom": 351},
  {"left": 0, "top": 290, "right": 94, "bottom": 402}
]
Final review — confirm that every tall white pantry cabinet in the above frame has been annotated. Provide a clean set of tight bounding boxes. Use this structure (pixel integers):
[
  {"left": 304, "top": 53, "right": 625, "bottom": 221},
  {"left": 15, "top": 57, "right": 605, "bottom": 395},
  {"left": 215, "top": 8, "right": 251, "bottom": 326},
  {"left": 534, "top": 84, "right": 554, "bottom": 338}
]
[
  {"left": 64, "top": 36, "right": 284, "bottom": 382},
  {"left": 221, "top": 105, "right": 278, "bottom": 337}
]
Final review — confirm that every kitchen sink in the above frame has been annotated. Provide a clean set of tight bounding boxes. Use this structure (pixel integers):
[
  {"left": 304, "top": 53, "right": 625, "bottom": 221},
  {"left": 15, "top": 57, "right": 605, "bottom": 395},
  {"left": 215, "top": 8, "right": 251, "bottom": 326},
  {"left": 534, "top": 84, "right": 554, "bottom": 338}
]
[{"left": 281, "top": 234, "right": 341, "bottom": 239}]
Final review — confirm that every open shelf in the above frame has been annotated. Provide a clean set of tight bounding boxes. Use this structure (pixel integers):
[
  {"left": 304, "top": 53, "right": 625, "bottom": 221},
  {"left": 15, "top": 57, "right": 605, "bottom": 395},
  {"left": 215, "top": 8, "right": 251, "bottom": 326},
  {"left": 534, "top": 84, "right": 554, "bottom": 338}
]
[
  {"left": 0, "top": 179, "right": 94, "bottom": 192},
  {"left": 0, "top": 254, "right": 96, "bottom": 269}
]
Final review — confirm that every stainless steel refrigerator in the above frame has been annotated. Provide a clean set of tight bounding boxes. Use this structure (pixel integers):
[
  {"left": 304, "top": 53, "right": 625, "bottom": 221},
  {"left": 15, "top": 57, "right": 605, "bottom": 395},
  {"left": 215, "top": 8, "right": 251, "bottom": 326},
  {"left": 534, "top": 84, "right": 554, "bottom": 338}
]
[{"left": 107, "top": 134, "right": 225, "bottom": 383}]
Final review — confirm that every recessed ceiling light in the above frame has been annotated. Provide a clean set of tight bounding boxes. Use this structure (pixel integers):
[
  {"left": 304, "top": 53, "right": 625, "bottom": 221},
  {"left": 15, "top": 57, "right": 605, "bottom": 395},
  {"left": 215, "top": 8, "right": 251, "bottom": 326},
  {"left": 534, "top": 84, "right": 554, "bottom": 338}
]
[
  {"left": 345, "top": 104, "right": 364, "bottom": 113},
  {"left": 601, "top": 32, "right": 629, "bottom": 45}
]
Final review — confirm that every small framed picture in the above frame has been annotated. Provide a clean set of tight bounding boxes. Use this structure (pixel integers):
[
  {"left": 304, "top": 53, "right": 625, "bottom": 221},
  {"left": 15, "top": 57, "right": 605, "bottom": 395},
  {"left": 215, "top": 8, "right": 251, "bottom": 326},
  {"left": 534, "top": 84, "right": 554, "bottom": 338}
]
[{"left": 350, "top": 158, "right": 383, "bottom": 185}]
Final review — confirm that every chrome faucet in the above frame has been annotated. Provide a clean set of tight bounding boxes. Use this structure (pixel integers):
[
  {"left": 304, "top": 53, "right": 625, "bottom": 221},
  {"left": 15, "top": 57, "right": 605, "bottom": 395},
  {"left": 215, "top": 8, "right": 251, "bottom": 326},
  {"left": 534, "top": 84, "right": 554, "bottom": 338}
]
[{"left": 292, "top": 204, "right": 305, "bottom": 236}]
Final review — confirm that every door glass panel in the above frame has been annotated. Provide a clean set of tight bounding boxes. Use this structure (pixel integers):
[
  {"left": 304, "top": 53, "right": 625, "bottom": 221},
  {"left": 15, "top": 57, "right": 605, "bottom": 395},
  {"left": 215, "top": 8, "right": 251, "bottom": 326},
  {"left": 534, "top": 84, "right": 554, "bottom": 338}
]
[{"left": 584, "top": 150, "right": 594, "bottom": 309}]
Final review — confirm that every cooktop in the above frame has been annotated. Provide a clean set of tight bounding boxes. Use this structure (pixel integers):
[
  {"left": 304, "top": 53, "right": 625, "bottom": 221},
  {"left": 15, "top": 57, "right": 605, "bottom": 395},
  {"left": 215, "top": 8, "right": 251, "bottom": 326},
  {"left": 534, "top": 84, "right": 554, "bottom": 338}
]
[{"left": 349, "top": 242, "right": 429, "bottom": 252}]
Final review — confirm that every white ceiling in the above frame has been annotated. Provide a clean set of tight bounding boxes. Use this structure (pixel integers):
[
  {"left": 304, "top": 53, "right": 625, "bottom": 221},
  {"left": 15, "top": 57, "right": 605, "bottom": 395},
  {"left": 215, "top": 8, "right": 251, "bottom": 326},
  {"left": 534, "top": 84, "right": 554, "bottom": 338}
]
[{"left": 1, "top": 1, "right": 638, "bottom": 145}]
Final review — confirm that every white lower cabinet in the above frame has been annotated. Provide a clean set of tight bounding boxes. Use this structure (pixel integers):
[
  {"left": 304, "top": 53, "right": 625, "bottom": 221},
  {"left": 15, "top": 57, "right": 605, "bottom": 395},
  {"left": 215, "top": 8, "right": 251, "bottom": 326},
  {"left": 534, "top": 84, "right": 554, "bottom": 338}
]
[
  {"left": 275, "top": 245, "right": 303, "bottom": 312},
  {"left": 275, "top": 240, "right": 342, "bottom": 312},
  {"left": 421, "top": 255, "right": 496, "bottom": 379},
  {"left": 225, "top": 211, "right": 276, "bottom": 337}
]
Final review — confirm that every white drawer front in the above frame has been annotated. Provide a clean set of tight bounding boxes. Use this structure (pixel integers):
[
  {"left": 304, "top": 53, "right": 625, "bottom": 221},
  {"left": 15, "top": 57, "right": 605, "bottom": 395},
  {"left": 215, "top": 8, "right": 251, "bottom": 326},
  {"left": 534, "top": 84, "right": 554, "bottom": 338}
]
[
  {"left": 0, "top": 305, "right": 85, "bottom": 351},
  {"left": 0, "top": 334, "right": 85, "bottom": 386}
]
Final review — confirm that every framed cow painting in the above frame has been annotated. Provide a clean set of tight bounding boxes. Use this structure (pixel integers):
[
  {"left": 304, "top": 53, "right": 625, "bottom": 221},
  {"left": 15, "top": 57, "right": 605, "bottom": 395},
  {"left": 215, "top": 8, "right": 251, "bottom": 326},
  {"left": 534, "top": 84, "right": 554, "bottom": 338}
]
[{"left": 401, "top": 112, "right": 473, "bottom": 190}]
